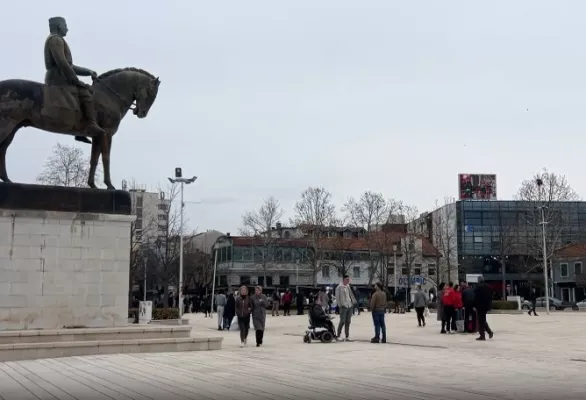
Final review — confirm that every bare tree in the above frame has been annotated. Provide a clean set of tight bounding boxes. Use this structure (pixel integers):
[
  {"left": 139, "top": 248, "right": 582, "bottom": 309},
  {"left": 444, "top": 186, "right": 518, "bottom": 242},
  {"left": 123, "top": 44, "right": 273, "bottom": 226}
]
[
  {"left": 150, "top": 183, "right": 186, "bottom": 307},
  {"left": 515, "top": 168, "right": 579, "bottom": 292},
  {"left": 239, "top": 196, "right": 284, "bottom": 285},
  {"left": 397, "top": 203, "right": 420, "bottom": 298},
  {"left": 344, "top": 191, "right": 390, "bottom": 284},
  {"left": 125, "top": 180, "right": 158, "bottom": 306},
  {"left": 37, "top": 143, "right": 101, "bottom": 187},
  {"left": 430, "top": 198, "right": 458, "bottom": 286},
  {"left": 493, "top": 202, "right": 517, "bottom": 300},
  {"left": 322, "top": 235, "right": 358, "bottom": 279},
  {"left": 183, "top": 247, "right": 214, "bottom": 293},
  {"left": 292, "top": 187, "right": 337, "bottom": 285}
]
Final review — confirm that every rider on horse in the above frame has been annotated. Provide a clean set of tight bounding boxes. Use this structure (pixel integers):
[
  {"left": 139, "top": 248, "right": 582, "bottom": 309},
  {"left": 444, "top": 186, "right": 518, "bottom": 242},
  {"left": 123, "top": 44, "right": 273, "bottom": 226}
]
[{"left": 44, "top": 16, "right": 102, "bottom": 145}]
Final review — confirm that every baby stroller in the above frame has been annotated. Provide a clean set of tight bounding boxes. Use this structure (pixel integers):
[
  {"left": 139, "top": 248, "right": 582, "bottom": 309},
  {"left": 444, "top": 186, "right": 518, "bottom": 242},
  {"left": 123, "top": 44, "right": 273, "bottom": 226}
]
[{"left": 303, "top": 303, "right": 337, "bottom": 343}]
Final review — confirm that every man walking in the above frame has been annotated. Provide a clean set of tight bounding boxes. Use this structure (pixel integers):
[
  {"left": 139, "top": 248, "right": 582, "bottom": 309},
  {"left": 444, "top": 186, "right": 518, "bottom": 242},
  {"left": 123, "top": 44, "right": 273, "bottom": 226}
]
[
  {"left": 461, "top": 282, "right": 476, "bottom": 332},
  {"left": 215, "top": 290, "right": 227, "bottom": 330},
  {"left": 473, "top": 277, "right": 494, "bottom": 341},
  {"left": 335, "top": 275, "right": 357, "bottom": 341},
  {"left": 527, "top": 288, "right": 539, "bottom": 316},
  {"left": 413, "top": 285, "right": 428, "bottom": 327},
  {"left": 370, "top": 282, "right": 387, "bottom": 343},
  {"left": 272, "top": 289, "right": 280, "bottom": 316}
]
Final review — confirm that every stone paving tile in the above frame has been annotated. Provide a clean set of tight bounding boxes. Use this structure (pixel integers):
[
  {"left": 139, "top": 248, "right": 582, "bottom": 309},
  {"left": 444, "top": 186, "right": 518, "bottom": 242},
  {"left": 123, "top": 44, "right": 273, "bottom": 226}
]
[{"left": 0, "top": 311, "right": 584, "bottom": 399}]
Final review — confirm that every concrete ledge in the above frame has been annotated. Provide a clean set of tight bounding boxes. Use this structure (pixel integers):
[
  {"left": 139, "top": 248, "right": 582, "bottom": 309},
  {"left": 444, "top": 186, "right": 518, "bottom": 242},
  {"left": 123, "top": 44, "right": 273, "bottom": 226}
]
[
  {"left": 149, "top": 319, "right": 191, "bottom": 326},
  {"left": 488, "top": 310, "right": 524, "bottom": 315},
  {"left": 0, "top": 326, "right": 192, "bottom": 344},
  {"left": 0, "top": 336, "right": 223, "bottom": 362}
]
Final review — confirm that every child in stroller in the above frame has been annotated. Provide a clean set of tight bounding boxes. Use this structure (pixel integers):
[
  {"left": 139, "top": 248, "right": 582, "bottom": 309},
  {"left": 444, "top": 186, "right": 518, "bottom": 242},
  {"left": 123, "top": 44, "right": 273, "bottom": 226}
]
[{"left": 303, "top": 302, "right": 337, "bottom": 343}]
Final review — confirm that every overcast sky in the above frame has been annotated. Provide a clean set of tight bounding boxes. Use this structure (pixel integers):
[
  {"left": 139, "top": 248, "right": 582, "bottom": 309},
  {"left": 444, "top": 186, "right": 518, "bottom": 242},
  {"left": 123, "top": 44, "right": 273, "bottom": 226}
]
[{"left": 3, "top": 1, "right": 586, "bottom": 233}]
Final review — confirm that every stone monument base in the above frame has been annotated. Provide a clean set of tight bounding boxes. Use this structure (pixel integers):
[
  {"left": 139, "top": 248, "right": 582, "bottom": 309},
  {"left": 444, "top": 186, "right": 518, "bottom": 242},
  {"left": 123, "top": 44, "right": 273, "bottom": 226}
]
[{"left": 0, "top": 183, "right": 134, "bottom": 331}]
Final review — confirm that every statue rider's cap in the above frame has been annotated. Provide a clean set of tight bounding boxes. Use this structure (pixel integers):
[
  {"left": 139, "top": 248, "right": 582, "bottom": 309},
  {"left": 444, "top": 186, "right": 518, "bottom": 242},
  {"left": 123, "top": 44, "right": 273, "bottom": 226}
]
[{"left": 48, "top": 17, "right": 66, "bottom": 25}]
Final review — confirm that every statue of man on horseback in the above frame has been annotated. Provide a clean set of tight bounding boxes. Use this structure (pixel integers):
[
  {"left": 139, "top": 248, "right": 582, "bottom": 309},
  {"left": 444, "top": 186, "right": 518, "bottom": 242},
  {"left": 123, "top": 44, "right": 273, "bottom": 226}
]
[
  {"left": 45, "top": 16, "right": 101, "bottom": 144},
  {"left": 0, "top": 17, "right": 160, "bottom": 189}
]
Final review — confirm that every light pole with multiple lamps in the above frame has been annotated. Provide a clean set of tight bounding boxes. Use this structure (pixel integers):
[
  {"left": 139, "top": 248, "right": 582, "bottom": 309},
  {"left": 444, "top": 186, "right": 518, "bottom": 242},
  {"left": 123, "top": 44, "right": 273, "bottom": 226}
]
[
  {"left": 536, "top": 178, "right": 551, "bottom": 314},
  {"left": 168, "top": 168, "right": 197, "bottom": 323},
  {"left": 393, "top": 244, "right": 398, "bottom": 294}
]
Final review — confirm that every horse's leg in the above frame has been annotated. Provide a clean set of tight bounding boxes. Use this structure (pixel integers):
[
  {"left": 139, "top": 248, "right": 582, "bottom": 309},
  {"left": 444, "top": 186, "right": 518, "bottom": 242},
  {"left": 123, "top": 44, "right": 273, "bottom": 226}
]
[
  {"left": 100, "top": 132, "right": 115, "bottom": 190},
  {"left": 87, "top": 138, "right": 100, "bottom": 189},
  {"left": 0, "top": 122, "right": 21, "bottom": 183}
]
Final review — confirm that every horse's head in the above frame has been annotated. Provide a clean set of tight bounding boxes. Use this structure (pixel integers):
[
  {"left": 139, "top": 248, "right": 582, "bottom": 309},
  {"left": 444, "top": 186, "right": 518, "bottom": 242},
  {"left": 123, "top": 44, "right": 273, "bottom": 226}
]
[
  {"left": 134, "top": 76, "right": 160, "bottom": 119},
  {"left": 95, "top": 68, "right": 160, "bottom": 118}
]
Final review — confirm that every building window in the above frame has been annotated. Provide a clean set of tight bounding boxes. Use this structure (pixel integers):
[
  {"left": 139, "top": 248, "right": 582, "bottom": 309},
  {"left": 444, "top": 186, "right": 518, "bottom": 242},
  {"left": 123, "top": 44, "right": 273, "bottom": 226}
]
[
  {"left": 284, "top": 231, "right": 291, "bottom": 239},
  {"left": 135, "top": 219, "right": 142, "bottom": 230},
  {"left": 401, "top": 267, "right": 408, "bottom": 275},
  {"left": 136, "top": 196, "right": 143, "bottom": 207},
  {"left": 157, "top": 203, "right": 168, "bottom": 211},
  {"left": 258, "top": 276, "right": 273, "bottom": 287},
  {"left": 322, "top": 266, "right": 330, "bottom": 278},
  {"left": 240, "top": 275, "right": 251, "bottom": 285},
  {"left": 387, "top": 262, "right": 395, "bottom": 277},
  {"left": 279, "top": 275, "right": 290, "bottom": 286},
  {"left": 353, "top": 267, "right": 360, "bottom": 278},
  {"left": 428, "top": 265, "right": 436, "bottom": 276},
  {"left": 242, "top": 247, "right": 253, "bottom": 262},
  {"left": 575, "top": 262, "right": 583, "bottom": 276},
  {"left": 560, "top": 263, "right": 569, "bottom": 277},
  {"left": 414, "top": 265, "right": 422, "bottom": 276},
  {"left": 219, "top": 275, "right": 228, "bottom": 287},
  {"left": 408, "top": 243, "right": 415, "bottom": 251},
  {"left": 233, "top": 247, "right": 243, "bottom": 261},
  {"left": 158, "top": 214, "right": 168, "bottom": 221}
]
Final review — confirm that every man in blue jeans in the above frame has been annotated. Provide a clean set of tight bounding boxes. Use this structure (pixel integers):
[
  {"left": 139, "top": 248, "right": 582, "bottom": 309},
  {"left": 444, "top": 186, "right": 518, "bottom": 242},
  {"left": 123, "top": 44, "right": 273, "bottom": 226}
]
[
  {"left": 335, "top": 275, "right": 357, "bottom": 341},
  {"left": 370, "top": 282, "right": 387, "bottom": 343}
]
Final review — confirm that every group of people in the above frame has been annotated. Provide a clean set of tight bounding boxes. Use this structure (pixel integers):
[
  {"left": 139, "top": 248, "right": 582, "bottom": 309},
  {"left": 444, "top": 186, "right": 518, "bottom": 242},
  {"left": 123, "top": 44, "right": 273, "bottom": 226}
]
[
  {"left": 271, "top": 288, "right": 306, "bottom": 316},
  {"left": 436, "top": 277, "right": 494, "bottom": 341},
  {"left": 209, "top": 275, "right": 496, "bottom": 348}
]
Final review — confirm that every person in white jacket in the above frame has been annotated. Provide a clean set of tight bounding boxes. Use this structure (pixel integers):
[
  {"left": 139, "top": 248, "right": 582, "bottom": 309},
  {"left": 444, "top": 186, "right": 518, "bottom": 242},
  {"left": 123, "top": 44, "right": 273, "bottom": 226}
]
[{"left": 335, "top": 275, "right": 356, "bottom": 341}]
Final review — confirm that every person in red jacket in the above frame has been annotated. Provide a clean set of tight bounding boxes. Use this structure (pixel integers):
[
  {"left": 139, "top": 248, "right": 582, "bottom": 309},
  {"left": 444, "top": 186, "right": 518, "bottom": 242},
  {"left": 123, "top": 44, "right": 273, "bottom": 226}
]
[
  {"left": 441, "top": 282, "right": 456, "bottom": 334},
  {"left": 282, "top": 289, "right": 293, "bottom": 316}
]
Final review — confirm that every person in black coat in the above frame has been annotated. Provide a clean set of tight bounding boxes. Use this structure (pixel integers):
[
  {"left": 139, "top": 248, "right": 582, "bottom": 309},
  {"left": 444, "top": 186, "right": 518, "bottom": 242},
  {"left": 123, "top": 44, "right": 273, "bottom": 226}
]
[
  {"left": 296, "top": 291, "right": 305, "bottom": 315},
  {"left": 473, "top": 277, "right": 494, "bottom": 341},
  {"left": 461, "top": 283, "right": 476, "bottom": 333},
  {"left": 223, "top": 293, "right": 236, "bottom": 329}
]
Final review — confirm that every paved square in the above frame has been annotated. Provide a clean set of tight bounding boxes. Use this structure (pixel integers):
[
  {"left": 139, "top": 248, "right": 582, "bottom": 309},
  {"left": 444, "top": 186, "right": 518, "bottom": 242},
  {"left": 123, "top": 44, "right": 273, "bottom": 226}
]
[{"left": 0, "top": 311, "right": 585, "bottom": 399}]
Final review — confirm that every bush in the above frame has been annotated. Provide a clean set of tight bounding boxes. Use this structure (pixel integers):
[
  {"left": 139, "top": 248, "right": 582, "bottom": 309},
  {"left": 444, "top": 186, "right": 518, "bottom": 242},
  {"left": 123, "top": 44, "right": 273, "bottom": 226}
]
[
  {"left": 128, "top": 308, "right": 180, "bottom": 320},
  {"left": 491, "top": 300, "right": 518, "bottom": 310}
]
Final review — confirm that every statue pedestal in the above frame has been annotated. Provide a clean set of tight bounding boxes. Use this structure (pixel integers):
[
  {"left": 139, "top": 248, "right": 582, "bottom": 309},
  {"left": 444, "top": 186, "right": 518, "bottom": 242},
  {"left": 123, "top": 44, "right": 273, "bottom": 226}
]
[{"left": 0, "top": 183, "right": 134, "bottom": 330}]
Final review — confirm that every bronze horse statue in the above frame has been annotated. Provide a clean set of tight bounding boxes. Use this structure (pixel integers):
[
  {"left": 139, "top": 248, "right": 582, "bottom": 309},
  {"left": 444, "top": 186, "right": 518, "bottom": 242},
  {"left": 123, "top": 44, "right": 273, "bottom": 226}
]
[{"left": 0, "top": 67, "right": 160, "bottom": 189}]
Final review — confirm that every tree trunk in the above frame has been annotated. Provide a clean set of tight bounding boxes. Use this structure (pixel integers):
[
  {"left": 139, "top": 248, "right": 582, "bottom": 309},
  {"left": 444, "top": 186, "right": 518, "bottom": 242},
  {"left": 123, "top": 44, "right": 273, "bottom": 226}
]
[{"left": 162, "top": 276, "right": 170, "bottom": 307}]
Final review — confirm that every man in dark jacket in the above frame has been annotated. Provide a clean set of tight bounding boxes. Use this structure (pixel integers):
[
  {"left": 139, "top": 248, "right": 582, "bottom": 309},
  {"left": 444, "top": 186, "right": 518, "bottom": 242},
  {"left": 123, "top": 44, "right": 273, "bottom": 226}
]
[
  {"left": 461, "top": 283, "right": 476, "bottom": 333},
  {"left": 473, "top": 277, "right": 494, "bottom": 341}
]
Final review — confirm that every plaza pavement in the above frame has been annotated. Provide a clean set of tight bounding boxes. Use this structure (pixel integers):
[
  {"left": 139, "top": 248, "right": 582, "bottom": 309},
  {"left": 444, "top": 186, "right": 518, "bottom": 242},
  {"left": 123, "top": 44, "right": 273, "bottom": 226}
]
[{"left": 0, "top": 310, "right": 585, "bottom": 399}]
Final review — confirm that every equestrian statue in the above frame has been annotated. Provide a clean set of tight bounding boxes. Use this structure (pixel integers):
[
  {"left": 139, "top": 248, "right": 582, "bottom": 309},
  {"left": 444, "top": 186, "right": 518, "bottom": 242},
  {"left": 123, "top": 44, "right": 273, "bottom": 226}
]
[{"left": 0, "top": 16, "right": 160, "bottom": 189}]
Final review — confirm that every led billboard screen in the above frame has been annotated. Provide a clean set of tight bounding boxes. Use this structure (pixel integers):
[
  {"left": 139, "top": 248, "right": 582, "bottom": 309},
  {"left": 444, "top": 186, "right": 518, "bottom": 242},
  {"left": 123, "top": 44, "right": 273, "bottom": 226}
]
[{"left": 458, "top": 174, "right": 497, "bottom": 200}]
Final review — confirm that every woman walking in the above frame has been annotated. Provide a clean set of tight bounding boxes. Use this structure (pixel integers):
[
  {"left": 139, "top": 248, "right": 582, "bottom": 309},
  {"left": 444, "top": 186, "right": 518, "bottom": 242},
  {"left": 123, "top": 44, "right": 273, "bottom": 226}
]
[
  {"left": 250, "top": 286, "right": 268, "bottom": 347},
  {"left": 235, "top": 286, "right": 252, "bottom": 347}
]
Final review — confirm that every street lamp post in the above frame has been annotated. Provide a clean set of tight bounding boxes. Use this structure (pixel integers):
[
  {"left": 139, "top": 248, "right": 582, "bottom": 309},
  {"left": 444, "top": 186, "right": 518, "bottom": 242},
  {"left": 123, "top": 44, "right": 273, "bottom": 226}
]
[
  {"left": 296, "top": 259, "right": 299, "bottom": 293},
  {"left": 168, "top": 168, "right": 197, "bottom": 324},
  {"left": 536, "top": 178, "right": 550, "bottom": 315}
]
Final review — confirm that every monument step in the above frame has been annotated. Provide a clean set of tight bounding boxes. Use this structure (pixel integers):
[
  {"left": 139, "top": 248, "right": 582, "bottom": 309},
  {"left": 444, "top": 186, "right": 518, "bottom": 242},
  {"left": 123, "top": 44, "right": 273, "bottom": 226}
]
[
  {"left": 0, "top": 336, "right": 223, "bottom": 362},
  {"left": 0, "top": 325, "right": 192, "bottom": 344}
]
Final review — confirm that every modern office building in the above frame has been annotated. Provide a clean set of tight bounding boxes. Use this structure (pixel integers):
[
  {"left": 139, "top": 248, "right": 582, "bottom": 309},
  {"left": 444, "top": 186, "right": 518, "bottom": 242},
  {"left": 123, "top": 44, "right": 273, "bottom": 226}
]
[{"left": 413, "top": 200, "right": 586, "bottom": 298}]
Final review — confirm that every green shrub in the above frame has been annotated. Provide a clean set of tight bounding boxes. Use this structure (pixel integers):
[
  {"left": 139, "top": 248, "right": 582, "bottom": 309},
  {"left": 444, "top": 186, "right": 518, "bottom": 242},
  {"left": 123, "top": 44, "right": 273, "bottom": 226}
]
[
  {"left": 491, "top": 300, "right": 518, "bottom": 310},
  {"left": 128, "top": 308, "right": 180, "bottom": 320}
]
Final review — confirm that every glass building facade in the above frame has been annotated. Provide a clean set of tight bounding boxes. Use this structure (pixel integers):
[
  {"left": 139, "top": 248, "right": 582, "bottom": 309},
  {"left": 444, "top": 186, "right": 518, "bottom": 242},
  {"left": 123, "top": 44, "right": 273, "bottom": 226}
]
[{"left": 456, "top": 200, "right": 586, "bottom": 284}]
